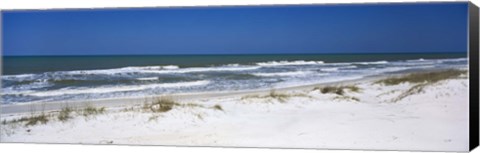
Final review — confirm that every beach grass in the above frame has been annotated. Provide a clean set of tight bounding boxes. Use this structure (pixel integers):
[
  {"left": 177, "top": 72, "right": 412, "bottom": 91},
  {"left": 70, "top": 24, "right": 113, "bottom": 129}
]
[
  {"left": 6, "top": 113, "right": 50, "bottom": 126},
  {"left": 375, "top": 69, "right": 467, "bottom": 86},
  {"left": 82, "top": 105, "right": 106, "bottom": 117},
  {"left": 333, "top": 96, "right": 360, "bottom": 102},
  {"left": 24, "top": 114, "right": 49, "bottom": 126},
  {"left": 58, "top": 106, "right": 73, "bottom": 122},
  {"left": 314, "top": 85, "right": 361, "bottom": 96},
  {"left": 144, "top": 96, "right": 179, "bottom": 113},
  {"left": 373, "top": 69, "right": 468, "bottom": 102},
  {"left": 212, "top": 104, "right": 223, "bottom": 111},
  {"left": 391, "top": 84, "right": 427, "bottom": 102},
  {"left": 241, "top": 90, "right": 309, "bottom": 102},
  {"left": 268, "top": 90, "right": 291, "bottom": 102}
]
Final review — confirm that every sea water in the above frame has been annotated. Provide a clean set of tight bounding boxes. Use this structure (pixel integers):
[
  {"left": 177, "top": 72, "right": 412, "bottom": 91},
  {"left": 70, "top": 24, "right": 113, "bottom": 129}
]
[{"left": 1, "top": 53, "right": 468, "bottom": 104}]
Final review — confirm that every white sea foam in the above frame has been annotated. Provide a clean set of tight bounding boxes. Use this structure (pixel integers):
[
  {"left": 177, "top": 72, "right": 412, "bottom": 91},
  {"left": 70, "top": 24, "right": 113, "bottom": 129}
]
[
  {"left": 320, "top": 68, "right": 339, "bottom": 72},
  {"left": 252, "top": 71, "right": 313, "bottom": 77},
  {"left": 224, "top": 63, "right": 240, "bottom": 67},
  {"left": 2, "top": 79, "right": 53, "bottom": 95},
  {"left": 140, "top": 66, "right": 261, "bottom": 74},
  {"left": 161, "top": 65, "right": 180, "bottom": 70},
  {"left": 136, "top": 77, "right": 158, "bottom": 81},
  {"left": 407, "top": 58, "right": 426, "bottom": 62},
  {"left": 2, "top": 74, "right": 36, "bottom": 80},
  {"left": 25, "top": 80, "right": 211, "bottom": 97},
  {"left": 62, "top": 65, "right": 181, "bottom": 75},
  {"left": 343, "top": 65, "right": 358, "bottom": 69},
  {"left": 319, "top": 65, "right": 357, "bottom": 72},
  {"left": 439, "top": 58, "right": 468, "bottom": 63},
  {"left": 322, "top": 61, "right": 387, "bottom": 66},
  {"left": 136, "top": 65, "right": 180, "bottom": 70},
  {"left": 355, "top": 61, "right": 388, "bottom": 65},
  {"left": 63, "top": 65, "right": 259, "bottom": 75},
  {"left": 256, "top": 60, "right": 324, "bottom": 66}
]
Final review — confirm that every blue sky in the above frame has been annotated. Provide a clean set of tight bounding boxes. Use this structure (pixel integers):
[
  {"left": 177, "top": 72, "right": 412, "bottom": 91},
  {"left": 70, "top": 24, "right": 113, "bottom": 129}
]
[{"left": 2, "top": 2, "right": 468, "bottom": 56}]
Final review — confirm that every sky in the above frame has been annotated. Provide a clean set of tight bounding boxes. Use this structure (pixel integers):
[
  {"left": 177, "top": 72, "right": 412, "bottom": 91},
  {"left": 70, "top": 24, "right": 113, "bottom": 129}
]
[{"left": 2, "top": 2, "right": 469, "bottom": 56}]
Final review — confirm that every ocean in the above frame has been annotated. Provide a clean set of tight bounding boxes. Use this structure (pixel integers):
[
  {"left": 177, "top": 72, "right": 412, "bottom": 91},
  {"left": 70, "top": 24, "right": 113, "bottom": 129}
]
[{"left": 1, "top": 53, "right": 468, "bottom": 104}]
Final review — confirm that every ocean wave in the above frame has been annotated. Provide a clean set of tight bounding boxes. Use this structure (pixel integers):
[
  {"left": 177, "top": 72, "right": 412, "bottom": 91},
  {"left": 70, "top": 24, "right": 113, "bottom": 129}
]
[
  {"left": 2, "top": 79, "right": 53, "bottom": 95},
  {"left": 63, "top": 65, "right": 260, "bottom": 75},
  {"left": 252, "top": 71, "right": 313, "bottom": 77},
  {"left": 256, "top": 60, "right": 324, "bottom": 66},
  {"left": 438, "top": 58, "right": 468, "bottom": 63},
  {"left": 320, "top": 68, "right": 339, "bottom": 72},
  {"left": 320, "top": 65, "right": 358, "bottom": 72},
  {"left": 342, "top": 65, "right": 358, "bottom": 69},
  {"left": 150, "top": 66, "right": 261, "bottom": 73},
  {"left": 2, "top": 74, "right": 36, "bottom": 80},
  {"left": 22, "top": 80, "right": 211, "bottom": 97},
  {"left": 355, "top": 61, "right": 388, "bottom": 65},
  {"left": 321, "top": 61, "right": 388, "bottom": 66},
  {"left": 65, "top": 65, "right": 180, "bottom": 75},
  {"left": 136, "top": 77, "right": 158, "bottom": 81},
  {"left": 407, "top": 58, "right": 427, "bottom": 62}
]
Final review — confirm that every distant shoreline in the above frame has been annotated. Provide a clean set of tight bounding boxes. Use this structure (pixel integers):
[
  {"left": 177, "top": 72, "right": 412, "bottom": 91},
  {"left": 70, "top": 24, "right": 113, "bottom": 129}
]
[{"left": 3, "top": 52, "right": 467, "bottom": 57}]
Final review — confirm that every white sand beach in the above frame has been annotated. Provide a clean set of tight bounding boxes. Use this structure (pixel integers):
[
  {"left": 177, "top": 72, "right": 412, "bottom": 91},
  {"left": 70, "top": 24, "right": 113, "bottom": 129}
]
[{"left": 0, "top": 70, "right": 470, "bottom": 152}]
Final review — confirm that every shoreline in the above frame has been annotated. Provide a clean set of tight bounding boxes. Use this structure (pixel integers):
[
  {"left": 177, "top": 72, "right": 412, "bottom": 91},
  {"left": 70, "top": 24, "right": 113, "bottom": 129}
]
[
  {"left": 1, "top": 74, "right": 387, "bottom": 115},
  {"left": 0, "top": 68, "right": 464, "bottom": 115}
]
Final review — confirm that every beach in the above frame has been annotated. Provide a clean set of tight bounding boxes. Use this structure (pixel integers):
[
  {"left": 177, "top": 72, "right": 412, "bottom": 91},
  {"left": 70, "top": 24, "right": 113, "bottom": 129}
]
[
  {"left": 0, "top": 69, "right": 470, "bottom": 152},
  {"left": 2, "top": 3, "right": 472, "bottom": 152}
]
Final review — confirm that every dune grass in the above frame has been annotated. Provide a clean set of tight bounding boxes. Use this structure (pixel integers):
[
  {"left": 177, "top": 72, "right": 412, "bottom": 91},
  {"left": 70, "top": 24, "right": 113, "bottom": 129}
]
[
  {"left": 241, "top": 90, "right": 309, "bottom": 102},
  {"left": 313, "top": 85, "right": 362, "bottom": 102},
  {"left": 143, "top": 96, "right": 180, "bottom": 113},
  {"left": 375, "top": 69, "right": 467, "bottom": 86},
  {"left": 333, "top": 96, "right": 360, "bottom": 102},
  {"left": 374, "top": 69, "right": 467, "bottom": 102},
  {"left": 7, "top": 113, "right": 50, "bottom": 126},
  {"left": 3, "top": 103, "right": 109, "bottom": 126},
  {"left": 267, "top": 90, "right": 291, "bottom": 102},
  {"left": 24, "top": 114, "right": 49, "bottom": 126},
  {"left": 58, "top": 106, "right": 73, "bottom": 122},
  {"left": 141, "top": 96, "right": 224, "bottom": 114},
  {"left": 212, "top": 104, "right": 223, "bottom": 111},
  {"left": 391, "top": 84, "right": 426, "bottom": 102},
  {"left": 314, "top": 85, "right": 361, "bottom": 96},
  {"left": 82, "top": 105, "right": 106, "bottom": 117}
]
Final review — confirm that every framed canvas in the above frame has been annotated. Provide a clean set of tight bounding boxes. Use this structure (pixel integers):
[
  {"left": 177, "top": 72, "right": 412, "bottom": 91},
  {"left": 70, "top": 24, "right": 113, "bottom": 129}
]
[{"left": 1, "top": 1, "right": 479, "bottom": 152}]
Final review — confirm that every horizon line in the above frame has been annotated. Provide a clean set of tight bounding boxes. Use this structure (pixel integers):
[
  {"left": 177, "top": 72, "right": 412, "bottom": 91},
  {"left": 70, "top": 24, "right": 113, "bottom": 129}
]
[{"left": 1, "top": 51, "right": 467, "bottom": 57}]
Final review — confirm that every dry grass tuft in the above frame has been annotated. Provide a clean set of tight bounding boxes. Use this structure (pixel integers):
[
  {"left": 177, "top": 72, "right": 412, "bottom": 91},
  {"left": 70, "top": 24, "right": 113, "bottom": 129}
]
[
  {"left": 58, "top": 106, "right": 73, "bottom": 122},
  {"left": 391, "top": 84, "right": 426, "bottom": 102},
  {"left": 375, "top": 69, "right": 467, "bottom": 86},
  {"left": 212, "top": 104, "right": 223, "bottom": 111},
  {"left": 268, "top": 90, "right": 290, "bottom": 102},
  {"left": 314, "top": 85, "right": 361, "bottom": 96},
  {"left": 241, "top": 90, "right": 309, "bottom": 103},
  {"left": 333, "top": 96, "right": 360, "bottom": 102},
  {"left": 24, "top": 114, "right": 49, "bottom": 126},
  {"left": 374, "top": 69, "right": 467, "bottom": 102},
  {"left": 145, "top": 97, "right": 179, "bottom": 113},
  {"left": 6, "top": 113, "right": 50, "bottom": 126},
  {"left": 82, "top": 105, "right": 105, "bottom": 117}
]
